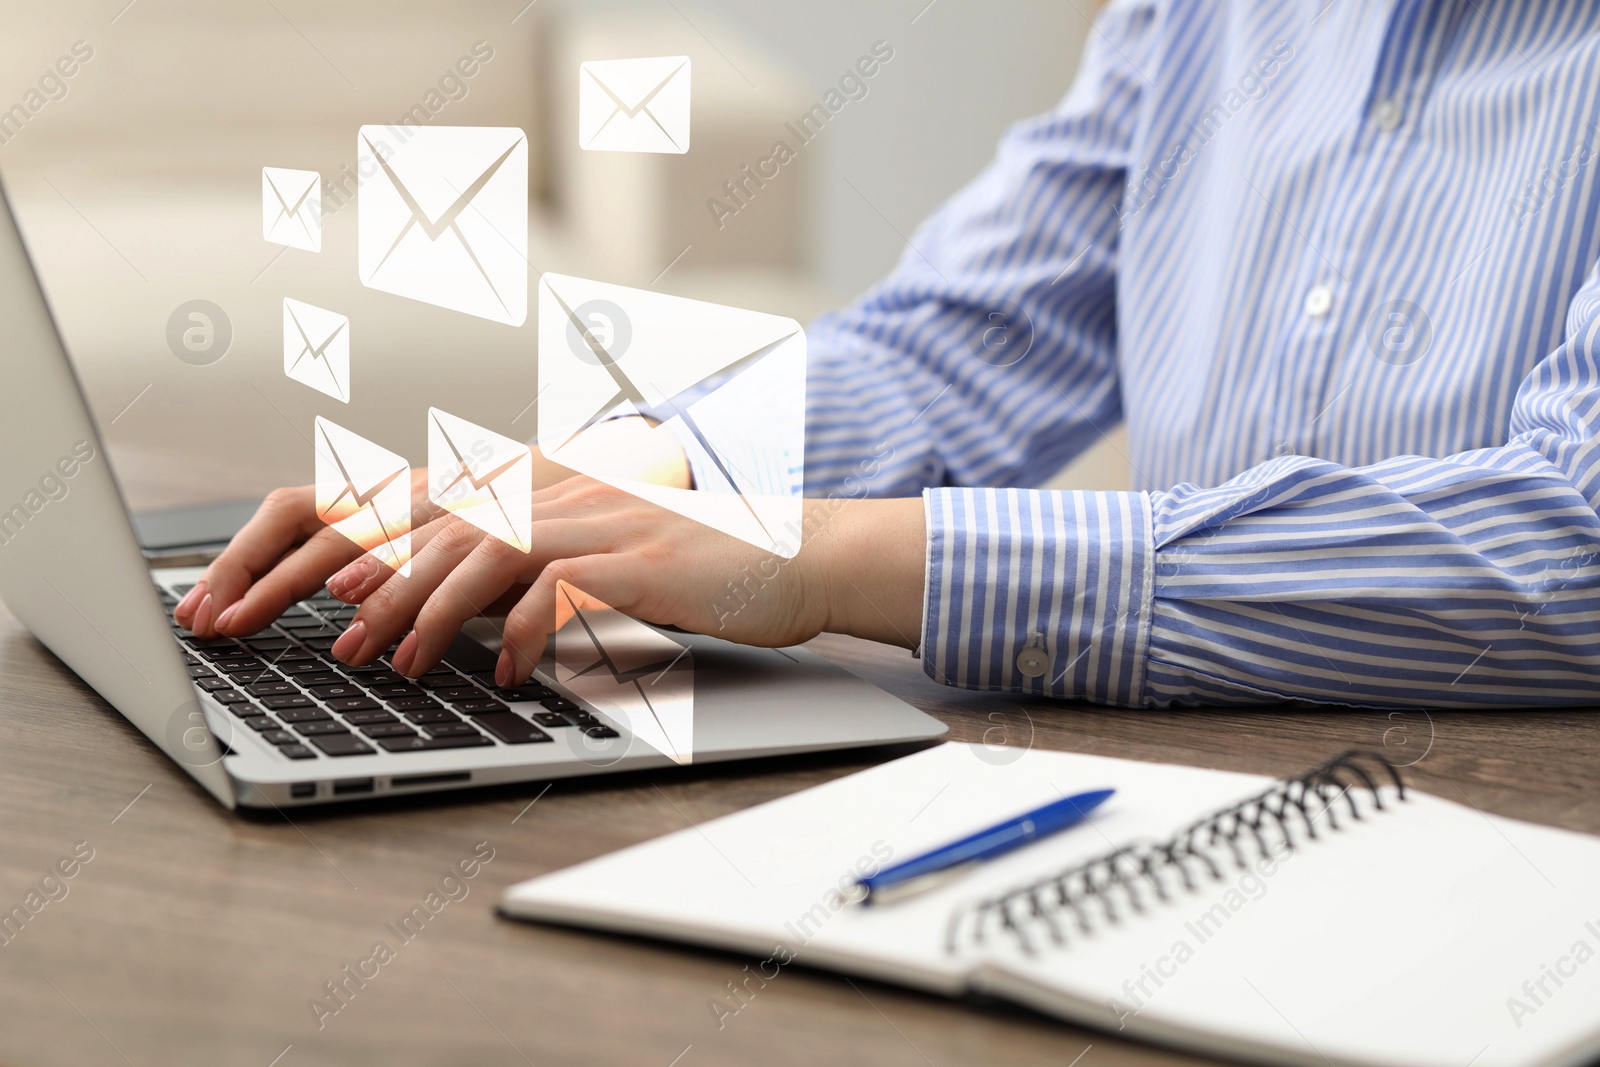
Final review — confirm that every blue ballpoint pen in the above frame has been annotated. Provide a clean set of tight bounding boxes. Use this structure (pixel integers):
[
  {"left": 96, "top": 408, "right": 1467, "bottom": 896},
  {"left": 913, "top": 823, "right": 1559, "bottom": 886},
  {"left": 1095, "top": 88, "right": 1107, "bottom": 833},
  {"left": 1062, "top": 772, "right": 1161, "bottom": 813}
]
[{"left": 851, "top": 788, "right": 1116, "bottom": 906}]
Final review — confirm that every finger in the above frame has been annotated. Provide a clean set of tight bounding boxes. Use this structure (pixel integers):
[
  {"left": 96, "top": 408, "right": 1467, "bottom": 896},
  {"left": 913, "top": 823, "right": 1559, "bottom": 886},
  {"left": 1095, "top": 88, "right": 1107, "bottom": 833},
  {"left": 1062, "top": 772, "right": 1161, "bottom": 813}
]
[
  {"left": 213, "top": 528, "right": 363, "bottom": 637},
  {"left": 402, "top": 536, "right": 534, "bottom": 676},
  {"left": 331, "top": 519, "right": 487, "bottom": 667},
  {"left": 325, "top": 513, "right": 460, "bottom": 605},
  {"left": 403, "top": 516, "right": 616, "bottom": 676},
  {"left": 499, "top": 560, "right": 635, "bottom": 687},
  {"left": 184, "top": 487, "right": 321, "bottom": 636}
]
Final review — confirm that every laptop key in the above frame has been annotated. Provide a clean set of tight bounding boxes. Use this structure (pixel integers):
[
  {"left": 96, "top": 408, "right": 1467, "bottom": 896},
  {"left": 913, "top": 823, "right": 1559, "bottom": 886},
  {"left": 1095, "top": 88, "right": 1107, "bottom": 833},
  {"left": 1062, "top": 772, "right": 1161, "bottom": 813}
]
[
  {"left": 495, "top": 685, "right": 553, "bottom": 702},
  {"left": 269, "top": 647, "right": 316, "bottom": 663},
  {"left": 307, "top": 683, "right": 364, "bottom": 700},
  {"left": 359, "top": 722, "right": 417, "bottom": 738},
  {"left": 279, "top": 744, "right": 317, "bottom": 760},
  {"left": 400, "top": 708, "right": 457, "bottom": 725},
  {"left": 341, "top": 710, "right": 397, "bottom": 725},
  {"left": 533, "top": 712, "right": 573, "bottom": 728},
  {"left": 295, "top": 721, "right": 349, "bottom": 736},
  {"left": 182, "top": 652, "right": 201, "bottom": 666},
  {"left": 471, "top": 713, "right": 552, "bottom": 745},
  {"left": 302, "top": 636, "right": 340, "bottom": 651},
  {"left": 276, "top": 707, "right": 333, "bottom": 723},
  {"left": 307, "top": 733, "right": 375, "bottom": 757},
  {"left": 245, "top": 636, "right": 294, "bottom": 651},
  {"left": 583, "top": 724, "right": 620, "bottom": 739},
  {"left": 195, "top": 676, "right": 233, "bottom": 690},
  {"left": 277, "top": 615, "right": 327, "bottom": 631},
  {"left": 423, "top": 721, "right": 482, "bottom": 738},
  {"left": 246, "top": 681, "right": 299, "bottom": 697},
  {"left": 261, "top": 729, "right": 299, "bottom": 745},
  {"left": 276, "top": 661, "right": 328, "bottom": 677},
  {"left": 417, "top": 675, "right": 468, "bottom": 690},
  {"left": 539, "top": 697, "right": 578, "bottom": 712},
  {"left": 211, "top": 689, "right": 249, "bottom": 705},
  {"left": 243, "top": 716, "right": 278, "bottom": 731},
  {"left": 187, "top": 665, "right": 213, "bottom": 679},
  {"left": 453, "top": 699, "right": 511, "bottom": 715},
  {"left": 325, "top": 697, "right": 380, "bottom": 713},
  {"left": 390, "top": 696, "right": 442, "bottom": 712},
  {"left": 376, "top": 734, "right": 493, "bottom": 753},
  {"left": 367, "top": 684, "right": 426, "bottom": 699},
  {"left": 434, "top": 687, "right": 484, "bottom": 702},
  {"left": 262, "top": 694, "right": 314, "bottom": 710}
]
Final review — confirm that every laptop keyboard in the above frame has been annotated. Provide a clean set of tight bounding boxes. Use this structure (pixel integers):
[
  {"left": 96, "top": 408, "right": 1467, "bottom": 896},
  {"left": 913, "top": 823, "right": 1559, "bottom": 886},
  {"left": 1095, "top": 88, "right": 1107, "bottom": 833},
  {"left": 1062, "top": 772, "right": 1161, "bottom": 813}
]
[{"left": 158, "top": 582, "right": 620, "bottom": 761}]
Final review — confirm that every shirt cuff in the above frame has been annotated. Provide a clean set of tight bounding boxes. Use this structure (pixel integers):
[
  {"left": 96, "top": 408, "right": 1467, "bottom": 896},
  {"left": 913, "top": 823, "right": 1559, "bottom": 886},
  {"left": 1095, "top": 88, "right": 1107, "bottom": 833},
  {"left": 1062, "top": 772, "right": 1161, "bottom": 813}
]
[{"left": 920, "top": 487, "right": 1154, "bottom": 705}]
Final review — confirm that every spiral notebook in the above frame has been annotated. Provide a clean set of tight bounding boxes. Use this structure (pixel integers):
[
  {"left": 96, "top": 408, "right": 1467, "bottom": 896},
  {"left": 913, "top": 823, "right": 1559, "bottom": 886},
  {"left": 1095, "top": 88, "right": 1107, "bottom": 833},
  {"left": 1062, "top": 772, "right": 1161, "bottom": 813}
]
[{"left": 500, "top": 744, "right": 1600, "bottom": 1067}]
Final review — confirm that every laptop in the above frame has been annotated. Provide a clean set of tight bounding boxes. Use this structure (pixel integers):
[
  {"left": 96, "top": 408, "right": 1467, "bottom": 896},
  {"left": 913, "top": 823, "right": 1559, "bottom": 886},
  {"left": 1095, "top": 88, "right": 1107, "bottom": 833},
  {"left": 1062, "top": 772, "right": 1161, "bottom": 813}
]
[{"left": 0, "top": 179, "right": 947, "bottom": 810}]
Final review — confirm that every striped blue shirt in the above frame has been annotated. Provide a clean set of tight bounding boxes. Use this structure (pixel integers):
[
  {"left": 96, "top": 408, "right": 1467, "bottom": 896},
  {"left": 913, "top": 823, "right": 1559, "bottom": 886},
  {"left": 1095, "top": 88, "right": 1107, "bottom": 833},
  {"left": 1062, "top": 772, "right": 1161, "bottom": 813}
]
[{"left": 797, "top": 0, "right": 1600, "bottom": 708}]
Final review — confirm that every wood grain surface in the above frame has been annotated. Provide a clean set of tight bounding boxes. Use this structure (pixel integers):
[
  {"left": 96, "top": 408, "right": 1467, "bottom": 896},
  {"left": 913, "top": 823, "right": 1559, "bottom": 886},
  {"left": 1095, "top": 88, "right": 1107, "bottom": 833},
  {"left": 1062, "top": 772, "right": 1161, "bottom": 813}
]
[{"left": 1, "top": 600, "right": 1596, "bottom": 1067}]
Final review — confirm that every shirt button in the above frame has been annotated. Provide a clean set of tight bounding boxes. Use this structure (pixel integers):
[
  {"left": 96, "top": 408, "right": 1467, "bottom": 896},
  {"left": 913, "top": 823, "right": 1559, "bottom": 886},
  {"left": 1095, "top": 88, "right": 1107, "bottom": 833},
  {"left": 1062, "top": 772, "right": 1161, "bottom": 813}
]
[
  {"left": 1303, "top": 284, "right": 1333, "bottom": 318},
  {"left": 1373, "top": 98, "right": 1404, "bottom": 132},
  {"left": 1015, "top": 632, "right": 1050, "bottom": 679}
]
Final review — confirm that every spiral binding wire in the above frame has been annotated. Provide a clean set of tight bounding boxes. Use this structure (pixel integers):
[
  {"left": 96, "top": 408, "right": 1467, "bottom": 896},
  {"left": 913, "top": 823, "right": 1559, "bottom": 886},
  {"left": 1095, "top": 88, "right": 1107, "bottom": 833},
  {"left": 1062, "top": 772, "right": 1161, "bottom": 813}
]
[{"left": 943, "top": 750, "right": 1406, "bottom": 957}]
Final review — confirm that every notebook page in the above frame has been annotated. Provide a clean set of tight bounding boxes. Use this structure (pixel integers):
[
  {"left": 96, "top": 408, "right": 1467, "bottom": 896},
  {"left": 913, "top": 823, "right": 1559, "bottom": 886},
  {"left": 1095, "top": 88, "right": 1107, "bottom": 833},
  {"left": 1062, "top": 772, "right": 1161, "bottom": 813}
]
[
  {"left": 974, "top": 791, "right": 1600, "bottom": 1067},
  {"left": 500, "top": 743, "right": 1274, "bottom": 992}
]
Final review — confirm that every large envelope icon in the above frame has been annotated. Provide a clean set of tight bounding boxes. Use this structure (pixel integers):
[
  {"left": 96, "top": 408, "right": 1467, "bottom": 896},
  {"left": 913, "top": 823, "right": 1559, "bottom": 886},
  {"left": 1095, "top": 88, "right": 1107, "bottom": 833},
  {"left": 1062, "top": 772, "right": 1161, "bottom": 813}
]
[
  {"left": 537, "top": 274, "right": 806, "bottom": 557},
  {"left": 578, "top": 56, "right": 691, "bottom": 154},
  {"left": 315, "top": 417, "right": 412, "bottom": 577},
  {"left": 357, "top": 125, "right": 528, "bottom": 325},
  {"left": 552, "top": 584, "right": 693, "bottom": 765},
  {"left": 262, "top": 167, "right": 321, "bottom": 252},
  {"left": 283, "top": 298, "right": 350, "bottom": 403},
  {"left": 427, "top": 408, "right": 533, "bottom": 552}
]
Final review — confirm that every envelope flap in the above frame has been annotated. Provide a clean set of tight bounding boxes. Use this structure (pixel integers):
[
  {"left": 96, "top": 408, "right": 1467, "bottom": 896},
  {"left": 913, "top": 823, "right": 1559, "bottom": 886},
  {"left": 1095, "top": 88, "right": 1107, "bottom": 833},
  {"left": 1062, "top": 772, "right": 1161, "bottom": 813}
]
[
  {"left": 541, "top": 274, "right": 800, "bottom": 404},
  {"left": 580, "top": 56, "right": 690, "bottom": 111},
  {"left": 284, "top": 298, "right": 347, "bottom": 345},
  {"left": 428, "top": 408, "right": 529, "bottom": 481},
  {"left": 561, "top": 603, "right": 688, "bottom": 678},
  {"left": 264, "top": 167, "right": 318, "bottom": 202},
  {"left": 315, "top": 417, "right": 408, "bottom": 501},
  {"left": 359, "top": 125, "right": 527, "bottom": 227}
]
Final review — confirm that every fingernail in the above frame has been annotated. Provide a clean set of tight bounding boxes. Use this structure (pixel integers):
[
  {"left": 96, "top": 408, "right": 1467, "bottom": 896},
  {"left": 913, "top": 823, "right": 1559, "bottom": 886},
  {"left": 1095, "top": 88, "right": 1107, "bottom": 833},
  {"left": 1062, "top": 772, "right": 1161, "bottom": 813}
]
[
  {"left": 391, "top": 631, "right": 418, "bottom": 676},
  {"left": 328, "top": 557, "right": 377, "bottom": 599},
  {"left": 496, "top": 650, "right": 513, "bottom": 688},
  {"left": 176, "top": 581, "right": 206, "bottom": 617},
  {"left": 214, "top": 603, "right": 239, "bottom": 633},
  {"left": 194, "top": 594, "right": 214, "bottom": 636},
  {"left": 331, "top": 619, "right": 367, "bottom": 662}
]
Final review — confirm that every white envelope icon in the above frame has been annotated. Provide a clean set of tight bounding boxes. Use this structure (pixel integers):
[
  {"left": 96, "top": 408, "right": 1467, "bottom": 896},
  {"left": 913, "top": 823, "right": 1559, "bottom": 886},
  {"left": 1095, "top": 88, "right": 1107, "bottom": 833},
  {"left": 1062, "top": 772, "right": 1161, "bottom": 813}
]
[
  {"left": 553, "top": 584, "right": 693, "bottom": 765},
  {"left": 314, "top": 417, "right": 412, "bottom": 577},
  {"left": 427, "top": 408, "right": 533, "bottom": 552},
  {"left": 537, "top": 274, "right": 806, "bottom": 557},
  {"left": 262, "top": 167, "right": 321, "bottom": 252},
  {"left": 578, "top": 56, "right": 691, "bottom": 154},
  {"left": 357, "top": 125, "right": 528, "bottom": 325},
  {"left": 283, "top": 298, "right": 350, "bottom": 403}
]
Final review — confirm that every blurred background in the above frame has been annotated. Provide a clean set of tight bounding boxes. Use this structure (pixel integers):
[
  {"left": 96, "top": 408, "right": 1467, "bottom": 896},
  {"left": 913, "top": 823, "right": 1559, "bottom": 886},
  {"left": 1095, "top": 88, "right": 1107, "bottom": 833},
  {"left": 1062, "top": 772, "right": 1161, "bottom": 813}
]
[{"left": 0, "top": 0, "right": 1126, "bottom": 515}]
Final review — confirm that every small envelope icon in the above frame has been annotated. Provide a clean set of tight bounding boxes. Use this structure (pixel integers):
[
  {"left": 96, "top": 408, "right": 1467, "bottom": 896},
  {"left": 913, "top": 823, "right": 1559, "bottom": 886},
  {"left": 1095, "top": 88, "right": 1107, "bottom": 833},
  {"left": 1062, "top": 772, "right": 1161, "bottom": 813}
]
[
  {"left": 315, "top": 417, "right": 412, "bottom": 577},
  {"left": 537, "top": 274, "right": 806, "bottom": 556},
  {"left": 262, "top": 167, "right": 321, "bottom": 252},
  {"left": 553, "top": 583, "right": 693, "bottom": 765},
  {"left": 427, "top": 408, "right": 533, "bottom": 552},
  {"left": 357, "top": 125, "right": 528, "bottom": 325},
  {"left": 283, "top": 298, "right": 350, "bottom": 403},
  {"left": 578, "top": 56, "right": 691, "bottom": 154}
]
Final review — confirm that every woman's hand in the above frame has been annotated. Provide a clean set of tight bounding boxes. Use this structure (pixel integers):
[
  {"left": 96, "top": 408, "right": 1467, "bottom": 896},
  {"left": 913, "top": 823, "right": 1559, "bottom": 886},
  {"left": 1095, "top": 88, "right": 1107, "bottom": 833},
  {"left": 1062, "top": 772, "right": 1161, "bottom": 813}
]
[
  {"left": 318, "top": 479, "right": 927, "bottom": 687},
  {"left": 173, "top": 415, "right": 689, "bottom": 641}
]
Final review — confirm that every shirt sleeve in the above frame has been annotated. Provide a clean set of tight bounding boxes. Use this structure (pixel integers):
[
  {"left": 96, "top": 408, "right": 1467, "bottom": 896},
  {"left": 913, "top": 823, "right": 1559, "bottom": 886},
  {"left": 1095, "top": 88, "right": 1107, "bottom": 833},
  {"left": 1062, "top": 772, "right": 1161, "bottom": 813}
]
[
  {"left": 798, "top": 1, "right": 1161, "bottom": 501},
  {"left": 924, "top": 254, "right": 1600, "bottom": 708}
]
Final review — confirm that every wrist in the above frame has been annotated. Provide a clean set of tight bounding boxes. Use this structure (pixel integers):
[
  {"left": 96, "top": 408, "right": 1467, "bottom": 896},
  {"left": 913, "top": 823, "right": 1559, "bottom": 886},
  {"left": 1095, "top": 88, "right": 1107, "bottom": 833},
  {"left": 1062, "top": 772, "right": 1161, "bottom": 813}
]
[{"left": 804, "top": 497, "right": 926, "bottom": 649}]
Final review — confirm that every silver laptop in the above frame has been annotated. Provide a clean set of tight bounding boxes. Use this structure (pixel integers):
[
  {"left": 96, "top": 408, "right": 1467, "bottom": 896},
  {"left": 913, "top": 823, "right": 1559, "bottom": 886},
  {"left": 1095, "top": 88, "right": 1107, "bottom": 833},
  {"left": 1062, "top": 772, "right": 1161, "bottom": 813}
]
[{"left": 0, "top": 179, "right": 946, "bottom": 810}]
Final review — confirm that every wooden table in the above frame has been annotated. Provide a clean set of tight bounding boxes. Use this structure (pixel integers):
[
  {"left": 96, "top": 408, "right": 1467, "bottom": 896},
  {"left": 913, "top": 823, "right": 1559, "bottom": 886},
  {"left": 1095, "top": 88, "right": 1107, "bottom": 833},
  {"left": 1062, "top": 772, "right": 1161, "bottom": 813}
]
[{"left": 3, "top": 598, "right": 1598, "bottom": 1067}]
